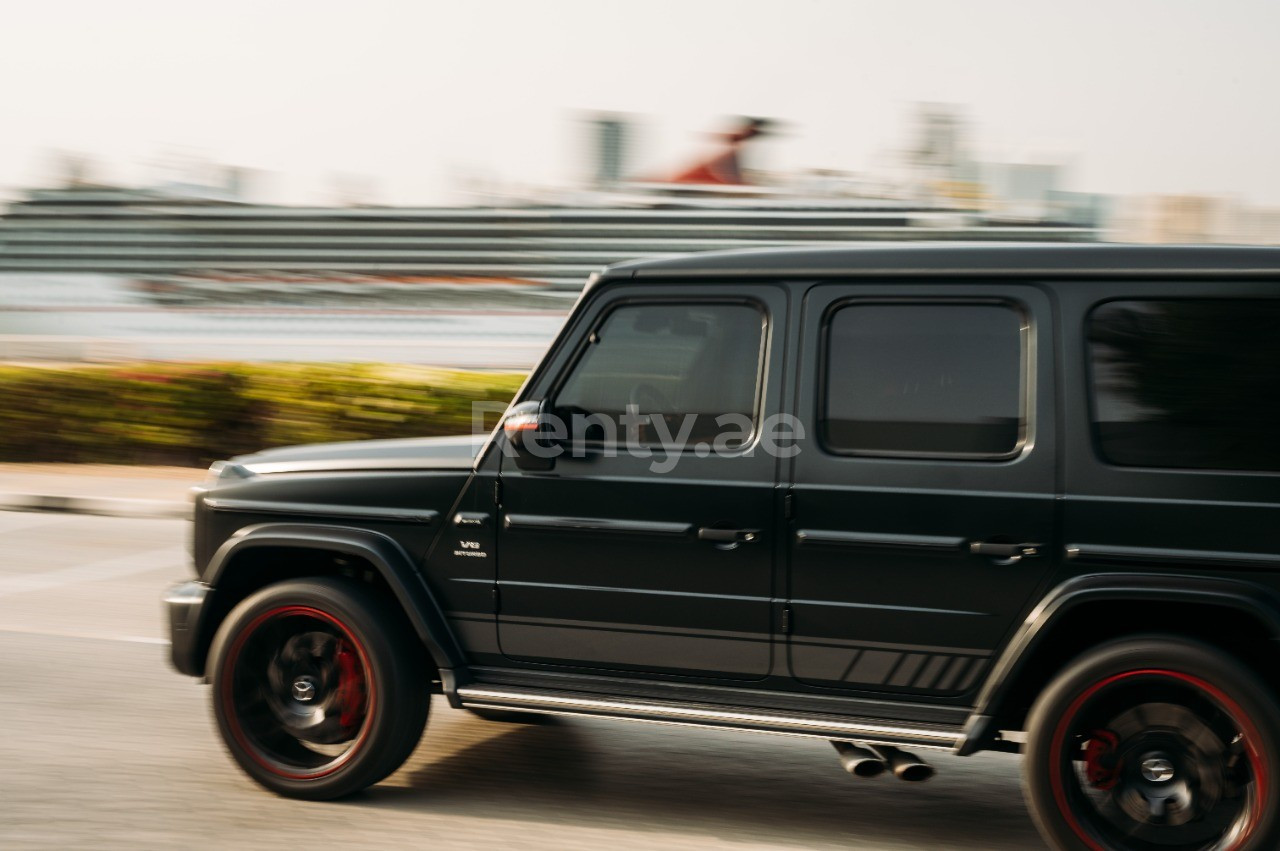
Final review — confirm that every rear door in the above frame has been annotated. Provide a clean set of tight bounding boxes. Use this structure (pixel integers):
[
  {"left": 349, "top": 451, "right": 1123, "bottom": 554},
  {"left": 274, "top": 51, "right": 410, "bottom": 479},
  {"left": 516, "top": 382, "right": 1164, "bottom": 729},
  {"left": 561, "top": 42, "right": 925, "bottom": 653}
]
[{"left": 786, "top": 284, "right": 1059, "bottom": 697}]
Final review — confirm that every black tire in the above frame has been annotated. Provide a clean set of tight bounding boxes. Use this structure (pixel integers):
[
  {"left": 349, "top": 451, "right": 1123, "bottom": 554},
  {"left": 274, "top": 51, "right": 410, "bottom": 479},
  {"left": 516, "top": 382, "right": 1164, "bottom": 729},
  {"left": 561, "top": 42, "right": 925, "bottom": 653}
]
[
  {"left": 1023, "top": 637, "right": 1280, "bottom": 851},
  {"left": 208, "top": 577, "right": 430, "bottom": 800}
]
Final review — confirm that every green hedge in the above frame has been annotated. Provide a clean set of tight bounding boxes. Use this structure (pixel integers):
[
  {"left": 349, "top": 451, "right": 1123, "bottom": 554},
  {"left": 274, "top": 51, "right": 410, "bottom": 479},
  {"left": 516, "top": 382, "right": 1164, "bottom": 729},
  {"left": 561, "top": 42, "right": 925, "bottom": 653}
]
[{"left": 0, "top": 364, "right": 525, "bottom": 466}]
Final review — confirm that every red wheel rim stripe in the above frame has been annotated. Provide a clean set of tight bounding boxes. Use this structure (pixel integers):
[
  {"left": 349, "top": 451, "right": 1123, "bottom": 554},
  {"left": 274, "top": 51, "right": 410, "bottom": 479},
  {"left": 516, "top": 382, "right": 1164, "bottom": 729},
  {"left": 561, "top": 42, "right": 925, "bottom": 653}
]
[
  {"left": 1048, "top": 668, "right": 1268, "bottom": 851},
  {"left": 220, "top": 605, "right": 377, "bottom": 781}
]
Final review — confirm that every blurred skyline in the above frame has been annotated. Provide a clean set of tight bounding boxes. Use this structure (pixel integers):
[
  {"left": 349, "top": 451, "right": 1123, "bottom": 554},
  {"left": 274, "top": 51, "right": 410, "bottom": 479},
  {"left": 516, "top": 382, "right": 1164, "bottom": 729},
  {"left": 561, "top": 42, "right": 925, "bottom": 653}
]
[{"left": 2, "top": 0, "right": 1279, "bottom": 206}]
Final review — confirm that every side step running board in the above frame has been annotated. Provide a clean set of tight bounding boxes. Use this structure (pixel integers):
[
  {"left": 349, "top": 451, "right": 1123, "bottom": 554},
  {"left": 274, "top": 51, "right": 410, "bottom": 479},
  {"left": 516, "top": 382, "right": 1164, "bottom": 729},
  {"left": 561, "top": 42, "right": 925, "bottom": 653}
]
[{"left": 456, "top": 684, "right": 963, "bottom": 751}]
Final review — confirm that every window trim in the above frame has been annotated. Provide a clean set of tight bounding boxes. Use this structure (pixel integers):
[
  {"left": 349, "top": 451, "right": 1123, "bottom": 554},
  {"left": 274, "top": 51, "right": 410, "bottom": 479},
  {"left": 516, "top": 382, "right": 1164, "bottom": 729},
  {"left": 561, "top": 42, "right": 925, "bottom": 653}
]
[
  {"left": 547, "top": 295, "right": 770, "bottom": 453},
  {"left": 1084, "top": 295, "right": 1280, "bottom": 477},
  {"left": 816, "top": 296, "right": 1032, "bottom": 462}
]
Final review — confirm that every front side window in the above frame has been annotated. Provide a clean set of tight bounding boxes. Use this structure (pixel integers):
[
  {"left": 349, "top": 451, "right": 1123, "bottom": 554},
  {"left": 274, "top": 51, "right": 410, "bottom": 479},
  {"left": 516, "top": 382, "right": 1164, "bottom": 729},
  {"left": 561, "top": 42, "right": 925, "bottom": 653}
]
[
  {"left": 555, "top": 302, "right": 765, "bottom": 448},
  {"left": 1088, "top": 299, "right": 1280, "bottom": 473},
  {"left": 822, "top": 302, "right": 1025, "bottom": 458}
]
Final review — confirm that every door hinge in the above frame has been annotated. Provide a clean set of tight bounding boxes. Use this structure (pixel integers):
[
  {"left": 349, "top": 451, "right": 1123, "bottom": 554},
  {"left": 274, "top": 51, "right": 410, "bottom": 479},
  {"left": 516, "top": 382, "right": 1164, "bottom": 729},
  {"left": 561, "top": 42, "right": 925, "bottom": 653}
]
[
  {"left": 493, "top": 479, "right": 503, "bottom": 507},
  {"left": 783, "top": 491, "right": 794, "bottom": 520},
  {"left": 781, "top": 605, "right": 792, "bottom": 635},
  {"left": 492, "top": 585, "right": 501, "bottom": 614}
]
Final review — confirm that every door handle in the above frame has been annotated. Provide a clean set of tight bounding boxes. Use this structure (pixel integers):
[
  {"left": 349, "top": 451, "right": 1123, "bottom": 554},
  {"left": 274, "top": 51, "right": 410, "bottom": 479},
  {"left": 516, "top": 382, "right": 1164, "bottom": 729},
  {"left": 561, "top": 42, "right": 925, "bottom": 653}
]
[
  {"left": 970, "top": 541, "right": 1043, "bottom": 564},
  {"left": 697, "top": 527, "right": 760, "bottom": 548}
]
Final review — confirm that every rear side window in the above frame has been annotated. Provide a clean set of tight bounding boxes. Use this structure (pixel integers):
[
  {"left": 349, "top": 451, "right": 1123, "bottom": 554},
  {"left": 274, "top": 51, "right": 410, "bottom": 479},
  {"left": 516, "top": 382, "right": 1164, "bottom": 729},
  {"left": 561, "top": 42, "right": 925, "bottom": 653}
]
[
  {"left": 554, "top": 302, "right": 765, "bottom": 447},
  {"left": 822, "top": 302, "right": 1025, "bottom": 458},
  {"left": 1087, "top": 299, "right": 1280, "bottom": 473}
]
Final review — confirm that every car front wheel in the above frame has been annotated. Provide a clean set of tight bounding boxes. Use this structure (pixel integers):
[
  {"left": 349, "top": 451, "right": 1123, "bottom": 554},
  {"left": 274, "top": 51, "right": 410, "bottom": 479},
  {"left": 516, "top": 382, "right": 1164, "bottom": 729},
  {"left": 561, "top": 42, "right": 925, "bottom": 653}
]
[{"left": 208, "top": 577, "right": 429, "bottom": 799}]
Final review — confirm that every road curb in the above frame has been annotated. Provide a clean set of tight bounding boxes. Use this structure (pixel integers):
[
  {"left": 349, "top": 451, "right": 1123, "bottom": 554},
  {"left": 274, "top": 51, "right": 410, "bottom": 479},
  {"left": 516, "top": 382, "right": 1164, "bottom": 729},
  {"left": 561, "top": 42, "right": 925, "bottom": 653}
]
[{"left": 0, "top": 493, "right": 190, "bottom": 519}]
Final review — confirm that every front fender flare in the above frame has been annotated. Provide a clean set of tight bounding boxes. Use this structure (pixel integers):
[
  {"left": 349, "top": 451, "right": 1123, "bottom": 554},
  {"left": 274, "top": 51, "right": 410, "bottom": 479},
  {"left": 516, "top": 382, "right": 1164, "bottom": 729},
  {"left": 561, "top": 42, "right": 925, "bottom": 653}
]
[
  {"left": 205, "top": 522, "right": 465, "bottom": 674},
  {"left": 958, "top": 573, "right": 1280, "bottom": 755}
]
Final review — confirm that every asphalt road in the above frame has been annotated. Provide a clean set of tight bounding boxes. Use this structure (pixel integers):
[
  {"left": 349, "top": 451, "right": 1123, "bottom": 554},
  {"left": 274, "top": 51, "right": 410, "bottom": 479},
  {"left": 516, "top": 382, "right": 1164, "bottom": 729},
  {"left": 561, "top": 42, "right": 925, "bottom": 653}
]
[{"left": 0, "top": 511, "right": 1047, "bottom": 849}]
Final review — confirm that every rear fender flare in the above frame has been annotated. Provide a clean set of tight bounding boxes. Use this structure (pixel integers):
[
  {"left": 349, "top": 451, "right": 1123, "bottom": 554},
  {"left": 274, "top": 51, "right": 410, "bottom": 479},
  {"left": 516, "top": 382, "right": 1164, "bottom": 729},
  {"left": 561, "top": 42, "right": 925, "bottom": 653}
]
[{"left": 958, "top": 573, "right": 1280, "bottom": 755}]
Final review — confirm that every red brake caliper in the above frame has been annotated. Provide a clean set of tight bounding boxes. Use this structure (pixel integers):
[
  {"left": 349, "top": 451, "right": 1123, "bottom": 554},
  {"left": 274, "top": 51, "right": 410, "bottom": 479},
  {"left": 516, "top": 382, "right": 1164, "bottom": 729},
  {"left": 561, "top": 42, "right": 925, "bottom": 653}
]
[
  {"left": 1084, "top": 729, "right": 1121, "bottom": 790},
  {"left": 334, "top": 642, "right": 366, "bottom": 732}
]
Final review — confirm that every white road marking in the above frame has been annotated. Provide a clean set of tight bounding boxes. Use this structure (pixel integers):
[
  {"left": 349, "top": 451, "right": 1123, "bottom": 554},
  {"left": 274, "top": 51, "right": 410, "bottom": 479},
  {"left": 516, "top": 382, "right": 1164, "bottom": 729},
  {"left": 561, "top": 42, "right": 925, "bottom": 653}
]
[
  {"left": 0, "top": 511, "right": 66, "bottom": 534},
  {"left": 0, "top": 545, "right": 186, "bottom": 598},
  {"left": 0, "top": 626, "right": 171, "bottom": 645}
]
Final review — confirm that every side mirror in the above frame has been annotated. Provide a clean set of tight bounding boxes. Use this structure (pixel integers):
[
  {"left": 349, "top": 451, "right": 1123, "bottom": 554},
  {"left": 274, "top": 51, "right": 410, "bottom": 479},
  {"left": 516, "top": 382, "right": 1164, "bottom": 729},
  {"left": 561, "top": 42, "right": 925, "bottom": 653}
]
[{"left": 502, "top": 400, "right": 562, "bottom": 471}]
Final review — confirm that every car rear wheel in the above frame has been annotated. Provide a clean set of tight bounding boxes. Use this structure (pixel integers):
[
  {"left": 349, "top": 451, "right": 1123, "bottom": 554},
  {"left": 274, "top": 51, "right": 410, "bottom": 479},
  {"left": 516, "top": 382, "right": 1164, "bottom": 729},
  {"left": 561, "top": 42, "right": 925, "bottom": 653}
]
[
  {"left": 1023, "top": 637, "right": 1280, "bottom": 851},
  {"left": 208, "top": 577, "right": 429, "bottom": 799}
]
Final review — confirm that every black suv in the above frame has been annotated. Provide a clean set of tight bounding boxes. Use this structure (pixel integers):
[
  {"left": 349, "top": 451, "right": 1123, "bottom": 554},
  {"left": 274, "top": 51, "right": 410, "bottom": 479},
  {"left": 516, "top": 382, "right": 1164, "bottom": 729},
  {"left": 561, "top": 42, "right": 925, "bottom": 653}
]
[{"left": 168, "top": 244, "right": 1280, "bottom": 851}]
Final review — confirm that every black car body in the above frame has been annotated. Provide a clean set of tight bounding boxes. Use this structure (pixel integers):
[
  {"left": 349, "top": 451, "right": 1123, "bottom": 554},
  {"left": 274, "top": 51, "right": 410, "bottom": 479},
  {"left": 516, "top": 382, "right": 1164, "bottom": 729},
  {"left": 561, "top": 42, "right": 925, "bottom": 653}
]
[{"left": 169, "top": 244, "right": 1280, "bottom": 850}]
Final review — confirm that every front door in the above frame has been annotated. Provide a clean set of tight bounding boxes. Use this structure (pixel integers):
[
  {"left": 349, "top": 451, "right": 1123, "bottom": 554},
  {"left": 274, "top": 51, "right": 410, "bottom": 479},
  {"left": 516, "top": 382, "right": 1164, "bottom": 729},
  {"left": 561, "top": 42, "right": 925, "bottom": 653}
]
[
  {"left": 497, "top": 286, "right": 788, "bottom": 680},
  {"left": 786, "top": 284, "right": 1059, "bottom": 697}
]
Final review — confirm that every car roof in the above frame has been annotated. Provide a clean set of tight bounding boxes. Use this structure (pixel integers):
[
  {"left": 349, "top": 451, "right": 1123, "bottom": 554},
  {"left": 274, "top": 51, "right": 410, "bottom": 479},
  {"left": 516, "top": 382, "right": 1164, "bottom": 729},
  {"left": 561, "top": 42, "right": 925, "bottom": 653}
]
[{"left": 597, "top": 243, "right": 1280, "bottom": 282}]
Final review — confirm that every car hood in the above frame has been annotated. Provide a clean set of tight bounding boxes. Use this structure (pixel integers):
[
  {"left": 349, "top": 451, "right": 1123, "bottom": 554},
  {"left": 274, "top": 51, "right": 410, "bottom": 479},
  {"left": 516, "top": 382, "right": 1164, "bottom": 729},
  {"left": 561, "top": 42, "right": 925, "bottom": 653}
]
[{"left": 230, "top": 433, "right": 487, "bottom": 475}]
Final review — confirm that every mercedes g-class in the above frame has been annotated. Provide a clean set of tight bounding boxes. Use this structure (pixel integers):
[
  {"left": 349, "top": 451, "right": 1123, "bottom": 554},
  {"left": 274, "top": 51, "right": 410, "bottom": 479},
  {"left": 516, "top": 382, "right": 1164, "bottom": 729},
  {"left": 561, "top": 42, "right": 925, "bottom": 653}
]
[{"left": 168, "top": 244, "right": 1280, "bottom": 850}]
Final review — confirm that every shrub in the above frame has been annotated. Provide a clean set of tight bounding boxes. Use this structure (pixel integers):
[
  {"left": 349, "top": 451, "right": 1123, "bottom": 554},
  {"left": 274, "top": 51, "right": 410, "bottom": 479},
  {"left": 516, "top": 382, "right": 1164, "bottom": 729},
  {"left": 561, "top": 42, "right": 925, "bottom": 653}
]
[{"left": 0, "top": 364, "right": 524, "bottom": 466}]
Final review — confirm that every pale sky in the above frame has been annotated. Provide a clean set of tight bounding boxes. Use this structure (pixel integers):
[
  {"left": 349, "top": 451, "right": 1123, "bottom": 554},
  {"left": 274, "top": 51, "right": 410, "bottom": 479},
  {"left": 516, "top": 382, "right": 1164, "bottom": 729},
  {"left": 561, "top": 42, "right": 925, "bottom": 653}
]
[{"left": 2, "top": 0, "right": 1278, "bottom": 206}]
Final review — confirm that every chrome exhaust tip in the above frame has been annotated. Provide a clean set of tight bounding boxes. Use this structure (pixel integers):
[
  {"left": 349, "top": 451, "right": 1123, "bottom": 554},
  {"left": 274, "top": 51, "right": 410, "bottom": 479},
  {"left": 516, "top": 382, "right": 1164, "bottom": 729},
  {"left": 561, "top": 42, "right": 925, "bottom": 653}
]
[
  {"left": 870, "top": 745, "right": 934, "bottom": 782},
  {"left": 831, "top": 741, "right": 887, "bottom": 778}
]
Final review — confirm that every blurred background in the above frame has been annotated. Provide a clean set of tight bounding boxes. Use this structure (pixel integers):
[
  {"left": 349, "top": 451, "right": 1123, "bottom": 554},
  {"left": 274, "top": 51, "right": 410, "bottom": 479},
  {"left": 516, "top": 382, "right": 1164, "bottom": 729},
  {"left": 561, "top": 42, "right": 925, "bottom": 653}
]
[{"left": 2, "top": 0, "right": 1279, "bottom": 463}]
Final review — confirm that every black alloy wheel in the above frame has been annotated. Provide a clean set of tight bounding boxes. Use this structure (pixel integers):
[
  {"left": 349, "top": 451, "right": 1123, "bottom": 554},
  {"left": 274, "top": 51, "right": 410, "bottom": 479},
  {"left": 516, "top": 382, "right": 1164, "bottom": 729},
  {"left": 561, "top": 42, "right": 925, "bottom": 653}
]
[
  {"left": 1024, "top": 637, "right": 1280, "bottom": 851},
  {"left": 209, "top": 578, "right": 429, "bottom": 799}
]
